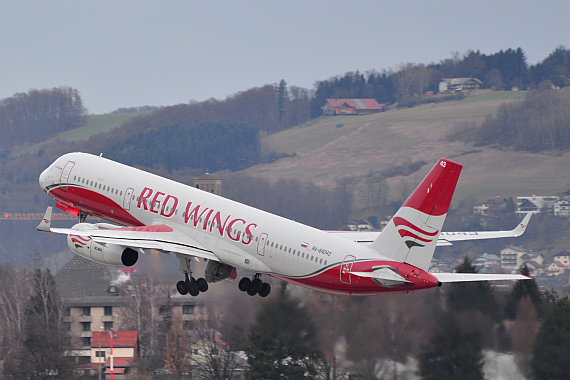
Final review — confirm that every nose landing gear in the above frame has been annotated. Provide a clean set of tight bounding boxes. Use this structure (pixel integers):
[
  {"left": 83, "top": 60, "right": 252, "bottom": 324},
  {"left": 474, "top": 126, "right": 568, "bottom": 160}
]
[{"left": 238, "top": 274, "right": 271, "bottom": 297}]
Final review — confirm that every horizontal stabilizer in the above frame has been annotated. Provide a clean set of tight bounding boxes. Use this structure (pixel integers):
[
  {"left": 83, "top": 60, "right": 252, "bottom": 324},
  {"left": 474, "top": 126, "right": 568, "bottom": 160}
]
[
  {"left": 432, "top": 272, "right": 530, "bottom": 283},
  {"left": 350, "top": 267, "right": 412, "bottom": 287}
]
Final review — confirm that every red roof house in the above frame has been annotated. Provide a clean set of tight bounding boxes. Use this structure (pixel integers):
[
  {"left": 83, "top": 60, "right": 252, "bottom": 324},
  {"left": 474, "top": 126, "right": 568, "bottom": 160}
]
[
  {"left": 91, "top": 331, "right": 138, "bottom": 376},
  {"left": 323, "top": 99, "right": 385, "bottom": 115}
]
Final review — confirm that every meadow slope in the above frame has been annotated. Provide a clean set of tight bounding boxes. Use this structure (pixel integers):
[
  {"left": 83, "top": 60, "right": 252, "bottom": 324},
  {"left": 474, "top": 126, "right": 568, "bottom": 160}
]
[{"left": 249, "top": 90, "right": 570, "bottom": 203}]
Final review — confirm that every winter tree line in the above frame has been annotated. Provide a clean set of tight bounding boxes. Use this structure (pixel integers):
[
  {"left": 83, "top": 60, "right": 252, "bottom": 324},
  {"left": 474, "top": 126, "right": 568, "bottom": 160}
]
[
  {"left": 0, "top": 87, "right": 87, "bottom": 151},
  {"left": 1, "top": 46, "right": 570, "bottom": 172},
  {"left": 449, "top": 87, "right": 570, "bottom": 152},
  {"left": 0, "top": 256, "right": 569, "bottom": 379}
]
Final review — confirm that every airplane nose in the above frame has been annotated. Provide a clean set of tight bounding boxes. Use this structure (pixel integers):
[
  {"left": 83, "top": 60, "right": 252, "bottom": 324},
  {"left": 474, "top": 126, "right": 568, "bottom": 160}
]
[{"left": 39, "top": 167, "right": 53, "bottom": 192}]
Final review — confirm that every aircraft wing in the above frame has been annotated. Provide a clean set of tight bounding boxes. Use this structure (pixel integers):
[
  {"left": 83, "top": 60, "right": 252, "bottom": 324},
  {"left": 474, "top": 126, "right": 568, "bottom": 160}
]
[
  {"left": 37, "top": 207, "right": 218, "bottom": 261},
  {"left": 328, "top": 213, "right": 531, "bottom": 247}
]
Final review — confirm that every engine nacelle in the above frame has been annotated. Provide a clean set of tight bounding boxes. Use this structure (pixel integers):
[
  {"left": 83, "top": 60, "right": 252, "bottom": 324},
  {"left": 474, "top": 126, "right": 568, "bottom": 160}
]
[{"left": 67, "top": 223, "right": 141, "bottom": 267}]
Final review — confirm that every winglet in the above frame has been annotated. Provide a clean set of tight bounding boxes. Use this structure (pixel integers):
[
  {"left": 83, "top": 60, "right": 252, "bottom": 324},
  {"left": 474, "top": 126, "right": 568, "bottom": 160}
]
[
  {"left": 36, "top": 206, "right": 53, "bottom": 232},
  {"left": 513, "top": 213, "right": 532, "bottom": 237}
]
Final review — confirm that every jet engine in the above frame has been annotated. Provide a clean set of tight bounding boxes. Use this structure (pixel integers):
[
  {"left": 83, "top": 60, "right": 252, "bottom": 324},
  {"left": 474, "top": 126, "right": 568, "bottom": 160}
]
[{"left": 67, "top": 223, "right": 142, "bottom": 267}]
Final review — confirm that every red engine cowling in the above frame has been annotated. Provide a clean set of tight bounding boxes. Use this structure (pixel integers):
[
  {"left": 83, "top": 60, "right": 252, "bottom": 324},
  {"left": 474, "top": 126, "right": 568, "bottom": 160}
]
[{"left": 67, "top": 223, "right": 141, "bottom": 267}]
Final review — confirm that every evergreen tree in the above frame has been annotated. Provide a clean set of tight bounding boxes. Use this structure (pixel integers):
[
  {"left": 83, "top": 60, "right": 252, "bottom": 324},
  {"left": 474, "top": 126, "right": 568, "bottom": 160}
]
[
  {"left": 446, "top": 256, "right": 498, "bottom": 316},
  {"left": 246, "top": 283, "right": 320, "bottom": 379},
  {"left": 531, "top": 298, "right": 570, "bottom": 379},
  {"left": 504, "top": 264, "right": 543, "bottom": 319},
  {"left": 277, "top": 79, "right": 287, "bottom": 127},
  {"left": 418, "top": 310, "right": 484, "bottom": 380}
]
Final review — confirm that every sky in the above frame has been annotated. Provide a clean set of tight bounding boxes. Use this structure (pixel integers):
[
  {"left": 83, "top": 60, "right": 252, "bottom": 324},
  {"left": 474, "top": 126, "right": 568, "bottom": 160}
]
[{"left": 1, "top": 1, "right": 570, "bottom": 114}]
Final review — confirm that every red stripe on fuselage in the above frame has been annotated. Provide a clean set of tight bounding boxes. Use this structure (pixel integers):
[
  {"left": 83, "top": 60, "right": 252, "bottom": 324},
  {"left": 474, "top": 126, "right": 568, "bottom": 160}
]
[
  {"left": 272, "top": 260, "right": 439, "bottom": 295},
  {"left": 49, "top": 185, "right": 143, "bottom": 226}
]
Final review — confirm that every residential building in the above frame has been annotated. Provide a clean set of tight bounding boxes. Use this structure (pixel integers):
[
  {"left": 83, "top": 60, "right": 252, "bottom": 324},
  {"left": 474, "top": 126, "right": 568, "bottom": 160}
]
[
  {"left": 516, "top": 195, "right": 559, "bottom": 215},
  {"left": 500, "top": 246, "right": 528, "bottom": 272},
  {"left": 553, "top": 252, "right": 570, "bottom": 267},
  {"left": 56, "top": 256, "right": 205, "bottom": 365},
  {"left": 322, "top": 99, "right": 385, "bottom": 115},
  {"left": 554, "top": 199, "right": 570, "bottom": 217},
  {"left": 90, "top": 331, "right": 138, "bottom": 378},
  {"left": 438, "top": 78, "right": 482, "bottom": 93},
  {"left": 547, "top": 261, "right": 566, "bottom": 276}
]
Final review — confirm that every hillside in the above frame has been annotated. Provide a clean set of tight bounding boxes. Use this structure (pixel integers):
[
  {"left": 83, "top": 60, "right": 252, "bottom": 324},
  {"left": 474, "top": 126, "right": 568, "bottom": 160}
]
[
  {"left": 251, "top": 89, "right": 570, "bottom": 203},
  {"left": 12, "top": 111, "right": 148, "bottom": 157}
]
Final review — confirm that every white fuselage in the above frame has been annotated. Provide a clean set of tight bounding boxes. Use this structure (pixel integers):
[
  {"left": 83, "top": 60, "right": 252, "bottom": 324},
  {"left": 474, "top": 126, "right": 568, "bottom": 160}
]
[{"left": 40, "top": 152, "right": 437, "bottom": 295}]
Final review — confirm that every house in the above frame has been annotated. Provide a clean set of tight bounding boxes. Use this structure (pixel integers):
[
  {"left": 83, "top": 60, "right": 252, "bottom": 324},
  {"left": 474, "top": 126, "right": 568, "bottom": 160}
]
[
  {"left": 473, "top": 202, "right": 490, "bottom": 215},
  {"left": 516, "top": 195, "right": 559, "bottom": 215},
  {"left": 357, "top": 220, "right": 374, "bottom": 231},
  {"left": 547, "top": 261, "right": 566, "bottom": 276},
  {"left": 322, "top": 99, "right": 385, "bottom": 115},
  {"left": 500, "top": 246, "right": 528, "bottom": 272},
  {"left": 522, "top": 260, "right": 544, "bottom": 276},
  {"left": 438, "top": 78, "right": 482, "bottom": 93},
  {"left": 554, "top": 199, "right": 570, "bottom": 217},
  {"left": 92, "top": 331, "right": 138, "bottom": 378},
  {"left": 553, "top": 252, "right": 570, "bottom": 267}
]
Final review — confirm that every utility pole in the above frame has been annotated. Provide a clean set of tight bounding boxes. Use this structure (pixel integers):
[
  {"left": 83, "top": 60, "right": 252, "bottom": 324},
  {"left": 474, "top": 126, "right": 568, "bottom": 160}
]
[{"left": 98, "top": 328, "right": 102, "bottom": 380}]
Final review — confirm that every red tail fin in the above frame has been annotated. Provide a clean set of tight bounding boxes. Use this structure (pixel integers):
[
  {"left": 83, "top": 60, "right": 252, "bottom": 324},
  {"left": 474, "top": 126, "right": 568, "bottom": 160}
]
[
  {"left": 370, "top": 159, "right": 462, "bottom": 270},
  {"left": 401, "top": 159, "right": 462, "bottom": 216}
]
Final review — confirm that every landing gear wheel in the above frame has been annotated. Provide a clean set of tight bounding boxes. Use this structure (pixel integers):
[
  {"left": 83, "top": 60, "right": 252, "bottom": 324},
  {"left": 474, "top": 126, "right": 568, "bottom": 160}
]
[
  {"left": 188, "top": 280, "right": 200, "bottom": 297},
  {"left": 197, "top": 278, "right": 208, "bottom": 292},
  {"left": 239, "top": 277, "right": 251, "bottom": 292},
  {"left": 176, "top": 280, "right": 188, "bottom": 295},
  {"left": 259, "top": 283, "right": 271, "bottom": 297},
  {"left": 250, "top": 278, "right": 263, "bottom": 293}
]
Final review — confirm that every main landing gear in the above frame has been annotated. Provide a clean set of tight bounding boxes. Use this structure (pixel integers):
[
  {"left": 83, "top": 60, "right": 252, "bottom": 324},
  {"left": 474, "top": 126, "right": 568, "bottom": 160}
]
[
  {"left": 176, "top": 254, "right": 208, "bottom": 297},
  {"left": 238, "top": 274, "right": 271, "bottom": 297},
  {"left": 176, "top": 272, "right": 208, "bottom": 297}
]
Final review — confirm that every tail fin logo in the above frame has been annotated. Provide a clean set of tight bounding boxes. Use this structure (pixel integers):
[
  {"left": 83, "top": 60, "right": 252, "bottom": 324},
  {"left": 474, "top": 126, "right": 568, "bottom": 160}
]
[{"left": 393, "top": 217, "right": 438, "bottom": 248}]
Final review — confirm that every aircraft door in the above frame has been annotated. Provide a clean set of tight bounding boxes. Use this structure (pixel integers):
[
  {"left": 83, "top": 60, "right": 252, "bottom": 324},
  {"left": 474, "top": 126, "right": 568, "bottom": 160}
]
[
  {"left": 60, "top": 161, "right": 75, "bottom": 191},
  {"left": 340, "top": 255, "right": 356, "bottom": 284},
  {"left": 257, "top": 233, "right": 268, "bottom": 256},
  {"left": 123, "top": 187, "right": 134, "bottom": 211}
]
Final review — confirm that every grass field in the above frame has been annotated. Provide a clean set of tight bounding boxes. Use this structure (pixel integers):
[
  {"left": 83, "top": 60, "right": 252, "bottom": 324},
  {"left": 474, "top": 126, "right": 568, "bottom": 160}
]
[
  {"left": 13, "top": 111, "right": 147, "bottom": 157},
  {"left": 251, "top": 89, "right": 570, "bottom": 204}
]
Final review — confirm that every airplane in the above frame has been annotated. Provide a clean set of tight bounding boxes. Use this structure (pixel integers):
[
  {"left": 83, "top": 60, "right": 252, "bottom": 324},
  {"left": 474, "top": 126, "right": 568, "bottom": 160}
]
[{"left": 37, "top": 153, "right": 530, "bottom": 297}]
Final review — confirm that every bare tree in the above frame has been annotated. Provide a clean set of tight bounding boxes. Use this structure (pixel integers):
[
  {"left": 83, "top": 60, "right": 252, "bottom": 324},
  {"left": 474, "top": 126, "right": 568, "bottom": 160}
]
[
  {"left": 164, "top": 311, "right": 191, "bottom": 375},
  {"left": 190, "top": 312, "right": 240, "bottom": 380},
  {"left": 11, "top": 268, "right": 73, "bottom": 379},
  {"left": 0, "top": 263, "right": 32, "bottom": 379},
  {"left": 118, "top": 275, "right": 169, "bottom": 372}
]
